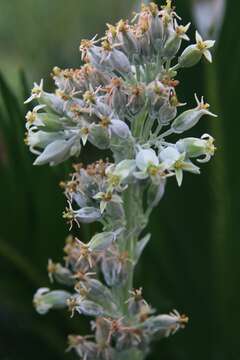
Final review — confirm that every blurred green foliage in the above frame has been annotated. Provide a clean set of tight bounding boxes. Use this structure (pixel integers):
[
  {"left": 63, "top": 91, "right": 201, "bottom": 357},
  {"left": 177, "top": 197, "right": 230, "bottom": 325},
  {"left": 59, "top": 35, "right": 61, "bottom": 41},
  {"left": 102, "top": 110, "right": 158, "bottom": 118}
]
[{"left": 0, "top": 0, "right": 239, "bottom": 359}]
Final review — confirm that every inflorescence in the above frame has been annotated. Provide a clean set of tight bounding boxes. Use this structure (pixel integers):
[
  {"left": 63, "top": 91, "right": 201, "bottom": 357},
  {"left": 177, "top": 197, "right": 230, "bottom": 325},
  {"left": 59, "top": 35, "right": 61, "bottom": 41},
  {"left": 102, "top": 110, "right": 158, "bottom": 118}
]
[{"left": 26, "top": 2, "right": 216, "bottom": 359}]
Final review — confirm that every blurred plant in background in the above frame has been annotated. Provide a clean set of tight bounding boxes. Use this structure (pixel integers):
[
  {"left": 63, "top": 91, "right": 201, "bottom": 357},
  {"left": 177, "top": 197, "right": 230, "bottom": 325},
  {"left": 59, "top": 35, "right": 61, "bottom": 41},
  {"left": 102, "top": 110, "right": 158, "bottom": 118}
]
[
  {"left": 0, "top": 0, "right": 240, "bottom": 359},
  {"left": 192, "top": 0, "right": 226, "bottom": 40},
  {"left": 0, "top": 0, "right": 133, "bottom": 87}
]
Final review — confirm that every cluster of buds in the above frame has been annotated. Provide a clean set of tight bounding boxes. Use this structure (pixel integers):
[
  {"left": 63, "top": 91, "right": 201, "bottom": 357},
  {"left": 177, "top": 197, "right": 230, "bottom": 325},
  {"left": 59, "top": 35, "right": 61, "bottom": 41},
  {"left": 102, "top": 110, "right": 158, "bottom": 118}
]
[{"left": 26, "top": 2, "right": 217, "bottom": 359}]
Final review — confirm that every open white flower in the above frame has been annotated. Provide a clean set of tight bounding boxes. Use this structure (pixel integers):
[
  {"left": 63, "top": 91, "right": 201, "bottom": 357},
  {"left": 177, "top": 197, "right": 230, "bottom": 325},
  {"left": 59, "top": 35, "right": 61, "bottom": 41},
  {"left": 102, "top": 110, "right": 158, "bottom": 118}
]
[
  {"left": 24, "top": 79, "right": 44, "bottom": 104},
  {"left": 93, "top": 191, "right": 123, "bottom": 213},
  {"left": 160, "top": 146, "right": 200, "bottom": 186},
  {"left": 178, "top": 31, "right": 215, "bottom": 67},
  {"left": 106, "top": 159, "right": 136, "bottom": 191},
  {"left": 135, "top": 149, "right": 166, "bottom": 185},
  {"left": 195, "top": 31, "right": 215, "bottom": 62}
]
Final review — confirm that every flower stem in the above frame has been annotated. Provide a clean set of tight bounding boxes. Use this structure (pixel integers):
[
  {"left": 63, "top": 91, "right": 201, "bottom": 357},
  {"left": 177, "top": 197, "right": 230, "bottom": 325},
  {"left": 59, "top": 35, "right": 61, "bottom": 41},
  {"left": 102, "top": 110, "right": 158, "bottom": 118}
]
[{"left": 120, "top": 184, "right": 144, "bottom": 314}]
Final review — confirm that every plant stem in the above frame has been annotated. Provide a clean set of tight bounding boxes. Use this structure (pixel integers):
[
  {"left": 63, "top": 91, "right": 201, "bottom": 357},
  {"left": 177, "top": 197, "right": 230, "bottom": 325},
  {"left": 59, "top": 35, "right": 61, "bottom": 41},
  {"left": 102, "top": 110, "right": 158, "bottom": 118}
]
[{"left": 120, "top": 184, "right": 144, "bottom": 314}]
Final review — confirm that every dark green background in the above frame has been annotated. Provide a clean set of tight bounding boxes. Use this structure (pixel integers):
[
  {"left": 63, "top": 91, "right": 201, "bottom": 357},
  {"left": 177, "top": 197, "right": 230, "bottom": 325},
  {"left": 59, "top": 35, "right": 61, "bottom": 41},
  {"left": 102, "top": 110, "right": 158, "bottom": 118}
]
[{"left": 0, "top": 0, "right": 239, "bottom": 359}]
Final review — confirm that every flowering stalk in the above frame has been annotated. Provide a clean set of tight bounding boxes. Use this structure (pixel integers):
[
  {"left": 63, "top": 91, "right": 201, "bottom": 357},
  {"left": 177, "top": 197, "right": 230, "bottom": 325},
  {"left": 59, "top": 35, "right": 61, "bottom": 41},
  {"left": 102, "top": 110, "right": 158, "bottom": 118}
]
[{"left": 25, "top": 2, "right": 216, "bottom": 359}]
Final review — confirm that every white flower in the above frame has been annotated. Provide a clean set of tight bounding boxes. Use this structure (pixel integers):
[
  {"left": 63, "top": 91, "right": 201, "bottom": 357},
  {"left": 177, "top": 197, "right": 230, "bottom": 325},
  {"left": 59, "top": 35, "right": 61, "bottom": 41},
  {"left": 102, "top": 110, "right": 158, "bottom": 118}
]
[
  {"left": 176, "top": 133, "right": 216, "bottom": 163},
  {"left": 33, "top": 288, "right": 71, "bottom": 315},
  {"left": 135, "top": 149, "right": 159, "bottom": 178},
  {"left": 135, "top": 149, "right": 166, "bottom": 185},
  {"left": 106, "top": 159, "right": 136, "bottom": 190},
  {"left": 195, "top": 31, "right": 215, "bottom": 62},
  {"left": 24, "top": 79, "right": 44, "bottom": 104},
  {"left": 178, "top": 31, "right": 215, "bottom": 68},
  {"left": 93, "top": 191, "right": 123, "bottom": 213},
  {"left": 160, "top": 146, "right": 200, "bottom": 186}
]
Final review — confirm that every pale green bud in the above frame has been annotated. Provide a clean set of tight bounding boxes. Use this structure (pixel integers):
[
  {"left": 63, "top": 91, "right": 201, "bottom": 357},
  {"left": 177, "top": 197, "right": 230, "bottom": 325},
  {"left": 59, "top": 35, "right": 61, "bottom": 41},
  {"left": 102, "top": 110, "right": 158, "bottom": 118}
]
[
  {"left": 143, "top": 310, "right": 189, "bottom": 338},
  {"left": 89, "top": 231, "right": 117, "bottom": 252},
  {"left": 164, "top": 22, "right": 190, "bottom": 59},
  {"left": 171, "top": 94, "right": 217, "bottom": 134},
  {"left": 88, "top": 125, "right": 110, "bottom": 150},
  {"left": 33, "top": 288, "right": 71, "bottom": 315},
  {"left": 34, "top": 113, "right": 65, "bottom": 132}
]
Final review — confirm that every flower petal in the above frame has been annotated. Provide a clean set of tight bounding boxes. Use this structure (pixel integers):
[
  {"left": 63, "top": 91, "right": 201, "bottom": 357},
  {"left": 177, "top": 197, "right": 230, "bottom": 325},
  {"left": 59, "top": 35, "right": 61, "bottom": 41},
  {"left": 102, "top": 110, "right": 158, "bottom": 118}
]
[{"left": 136, "top": 149, "right": 159, "bottom": 171}]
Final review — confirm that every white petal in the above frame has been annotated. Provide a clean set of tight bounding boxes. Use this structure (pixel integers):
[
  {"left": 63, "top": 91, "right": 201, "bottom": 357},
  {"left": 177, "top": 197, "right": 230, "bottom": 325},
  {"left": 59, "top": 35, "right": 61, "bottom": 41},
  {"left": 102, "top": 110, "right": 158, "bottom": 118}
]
[
  {"left": 100, "top": 201, "right": 107, "bottom": 214},
  {"left": 34, "top": 138, "right": 74, "bottom": 166},
  {"left": 182, "top": 162, "right": 200, "bottom": 174},
  {"left": 175, "top": 169, "right": 183, "bottom": 187},
  {"left": 136, "top": 149, "right": 159, "bottom": 171},
  {"left": 159, "top": 147, "right": 180, "bottom": 162},
  {"left": 205, "top": 40, "right": 215, "bottom": 49},
  {"left": 114, "top": 159, "right": 136, "bottom": 179},
  {"left": 203, "top": 49, "right": 212, "bottom": 63},
  {"left": 110, "top": 119, "right": 130, "bottom": 139},
  {"left": 81, "top": 132, "right": 88, "bottom": 146},
  {"left": 195, "top": 30, "right": 203, "bottom": 43}
]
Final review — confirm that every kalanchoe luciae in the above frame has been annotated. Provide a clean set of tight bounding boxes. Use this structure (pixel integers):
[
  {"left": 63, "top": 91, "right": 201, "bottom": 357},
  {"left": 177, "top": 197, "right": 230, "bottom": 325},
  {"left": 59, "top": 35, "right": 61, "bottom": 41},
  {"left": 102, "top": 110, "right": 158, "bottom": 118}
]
[{"left": 25, "top": 2, "right": 217, "bottom": 359}]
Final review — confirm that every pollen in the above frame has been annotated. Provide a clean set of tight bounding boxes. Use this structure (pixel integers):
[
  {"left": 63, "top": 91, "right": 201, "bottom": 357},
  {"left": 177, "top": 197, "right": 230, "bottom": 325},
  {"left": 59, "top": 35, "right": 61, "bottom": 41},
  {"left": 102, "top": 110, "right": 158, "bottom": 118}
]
[
  {"left": 83, "top": 90, "right": 96, "bottom": 104},
  {"left": 148, "top": 165, "right": 159, "bottom": 176},
  {"left": 100, "top": 116, "right": 111, "bottom": 128},
  {"left": 25, "top": 111, "right": 36, "bottom": 123}
]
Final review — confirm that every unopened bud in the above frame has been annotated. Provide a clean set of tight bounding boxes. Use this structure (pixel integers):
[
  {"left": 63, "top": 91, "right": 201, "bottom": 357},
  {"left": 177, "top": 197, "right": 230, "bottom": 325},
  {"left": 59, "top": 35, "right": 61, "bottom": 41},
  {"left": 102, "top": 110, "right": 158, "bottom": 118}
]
[{"left": 33, "top": 288, "right": 71, "bottom": 315}]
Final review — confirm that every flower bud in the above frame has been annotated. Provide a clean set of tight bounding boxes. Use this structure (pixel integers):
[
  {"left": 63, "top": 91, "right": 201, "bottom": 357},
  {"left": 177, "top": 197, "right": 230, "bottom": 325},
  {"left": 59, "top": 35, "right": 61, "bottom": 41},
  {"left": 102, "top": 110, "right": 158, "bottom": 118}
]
[
  {"left": 48, "top": 260, "right": 75, "bottom": 286},
  {"left": 178, "top": 44, "right": 202, "bottom": 68},
  {"left": 101, "top": 42, "right": 131, "bottom": 74},
  {"left": 77, "top": 279, "right": 118, "bottom": 315},
  {"left": 76, "top": 299, "right": 105, "bottom": 317},
  {"left": 74, "top": 207, "right": 102, "bottom": 224},
  {"left": 149, "top": 13, "right": 164, "bottom": 44},
  {"left": 116, "top": 20, "right": 139, "bottom": 56},
  {"left": 33, "top": 113, "right": 66, "bottom": 132},
  {"left": 33, "top": 288, "right": 71, "bottom": 315},
  {"left": 143, "top": 310, "right": 189, "bottom": 338},
  {"left": 171, "top": 94, "right": 217, "bottom": 134},
  {"left": 26, "top": 130, "right": 62, "bottom": 151},
  {"left": 109, "top": 119, "right": 130, "bottom": 139},
  {"left": 158, "top": 102, "right": 177, "bottom": 125},
  {"left": 68, "top": 335, "right": 98, "bottom": 360},
  {"left": 101, "top": 248, "right": 129, "bottom": 287},
  {"left": 105, "top": 201, "right": 125, "bottom": 222},
  {"left": 164, "top": 23, "right": 190, "bottom": 59},
  {"left": 147, "top": 81, "right": 168, "bottom": 114},
  {"left": 89, "top": 231, "right": 117, "bottom": 252},
  {"left": 127, "top": 84, "right": 146, "bottom": 114},
  {"left": 88, "top": 125, "right": 110, "bottom": 149},
  {"left": 34, "top": 136, "right": 81, "bottom": 166}
]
